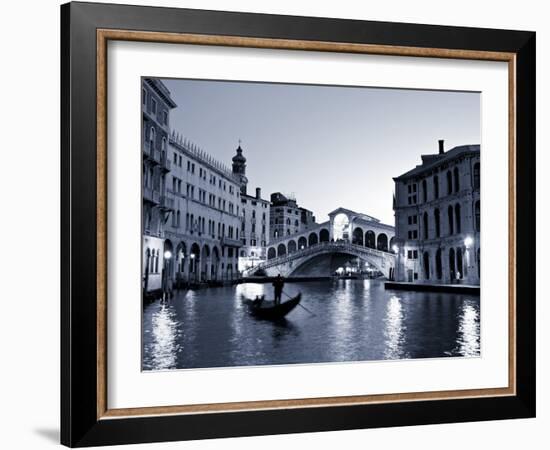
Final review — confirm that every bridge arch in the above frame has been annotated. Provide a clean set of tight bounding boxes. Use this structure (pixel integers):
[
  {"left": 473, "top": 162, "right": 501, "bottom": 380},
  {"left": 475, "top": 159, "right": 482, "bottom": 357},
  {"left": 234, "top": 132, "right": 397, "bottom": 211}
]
[
  {"left": 319, "top": 228, "right": 330, "bottom": 242},
  {"left": 377, "top": 233, "right": 388, "bottom": 252},
  {"left": 308, "top": 232, "right": 319, "bottom": 246},
  {"left": 277, "top": 243, "right": 287, "bottom": 257},
  {"left": 267, "top": 247, "right": 276, "bottom": 260},
  {"left": 352, "top": 226, "right": 364, "bottom": 246},
  {"left": 288, "top": 240, "right": 297, "bottom": 254},
  {"left": 298, "top": 236, "right": 307, "bottom": 250},
  {"left": 365, "top": 230, "right": 376, "bottom": 248}
]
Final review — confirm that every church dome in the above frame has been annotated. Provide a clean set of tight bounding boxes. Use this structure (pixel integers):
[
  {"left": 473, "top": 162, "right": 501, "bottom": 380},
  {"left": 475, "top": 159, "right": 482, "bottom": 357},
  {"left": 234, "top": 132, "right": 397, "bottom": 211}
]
[{"left": 232, "top": 145, "right": 246, "bottom": 163}]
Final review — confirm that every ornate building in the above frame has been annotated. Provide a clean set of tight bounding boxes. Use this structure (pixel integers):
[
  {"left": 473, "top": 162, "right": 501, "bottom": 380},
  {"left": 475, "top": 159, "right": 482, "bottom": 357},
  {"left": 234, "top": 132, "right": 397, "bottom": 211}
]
[
  {"left": 142, "top": 78, "right": 177, "bottom": 296},
  {"left": 269, "top": 192, "right": 316, "bottom": 239},
  {"left": 393, "top": 140, "right": 480, "bottom": 285},
  {"left": 231, "top": 145, "right": 271, "bottom": 272},
  {"left": 142, "top": 78, "right": 245, "bottom": 298}
]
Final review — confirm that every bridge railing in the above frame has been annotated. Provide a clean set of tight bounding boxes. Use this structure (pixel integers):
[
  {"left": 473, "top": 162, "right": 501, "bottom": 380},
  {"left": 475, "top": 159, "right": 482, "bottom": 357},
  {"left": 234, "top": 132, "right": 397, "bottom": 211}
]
[{"left": 245, "top": 241, "right": 394, "bottom": 275}]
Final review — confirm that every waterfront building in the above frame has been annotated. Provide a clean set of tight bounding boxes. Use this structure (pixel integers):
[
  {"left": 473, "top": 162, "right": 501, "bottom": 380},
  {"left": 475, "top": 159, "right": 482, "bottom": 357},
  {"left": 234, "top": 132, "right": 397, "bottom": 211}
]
[
  {"left": 142, "top": 78, "right": 177, "bottom": 296},
  {"left": 392, "top": 140, "right": 480, "bottom": 285},
  {"left": 269, "top": 192, "right": 317, "bottom": 239},
  {"left": 142, "top": 78, "right": 244, "bottom": 298},
  {"left": 164, "top": 135, "right": 243, "bottom": 288},
  {"left": 231, "top": 145, "right": 271, "bottom": 272}
]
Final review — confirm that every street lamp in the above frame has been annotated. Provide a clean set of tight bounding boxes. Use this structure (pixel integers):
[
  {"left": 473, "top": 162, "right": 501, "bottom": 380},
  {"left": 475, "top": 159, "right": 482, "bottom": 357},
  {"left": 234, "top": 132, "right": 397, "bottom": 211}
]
[
  {"left": 190, "top": 253, "right": 196, "bottom": 282},
  {"left": 164, "top": 250, "right": 172, "bottom": 259},
  {"left": 392, "top": 244, "right": 398, "bottom": 254},
  {"left": 464, "top": 236, "right": 474, "bottom": 248}
]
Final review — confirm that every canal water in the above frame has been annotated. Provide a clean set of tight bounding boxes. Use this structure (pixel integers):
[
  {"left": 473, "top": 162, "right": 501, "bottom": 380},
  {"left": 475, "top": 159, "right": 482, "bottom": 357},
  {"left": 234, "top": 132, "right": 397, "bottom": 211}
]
[{"left": 142, "top": 279, "right": 480, "bottom": 371}]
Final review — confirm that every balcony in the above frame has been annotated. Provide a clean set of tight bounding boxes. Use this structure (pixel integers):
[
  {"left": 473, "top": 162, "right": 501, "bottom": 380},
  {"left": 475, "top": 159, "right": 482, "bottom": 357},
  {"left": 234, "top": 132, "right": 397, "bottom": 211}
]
[
  {"left": 143, "top": 141, "right": 161, "bottom": 164},
  {"left": 160, "top": 151, "right": 171, "bottom": 172},
  {"left": 221, "top": 237, "right": 243, "bottom": 248},
  {"left": 143, "top": 187, "right": 160, "bottom": 204},
  {"left": 159, "top": 193, "right": 174, "bottom": 210}
]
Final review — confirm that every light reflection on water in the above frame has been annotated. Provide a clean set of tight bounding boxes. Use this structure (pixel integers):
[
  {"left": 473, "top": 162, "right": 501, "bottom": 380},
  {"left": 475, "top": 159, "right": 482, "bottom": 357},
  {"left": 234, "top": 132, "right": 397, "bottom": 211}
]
[{"left": 142, "top": 279, "right": 480, "bottom": 370}]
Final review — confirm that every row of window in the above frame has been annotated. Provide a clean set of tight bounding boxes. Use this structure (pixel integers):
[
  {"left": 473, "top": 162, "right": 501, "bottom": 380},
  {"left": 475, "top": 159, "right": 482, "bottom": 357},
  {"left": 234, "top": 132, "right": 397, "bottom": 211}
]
[
  {"left": 142, "top": 88, "right": 168, "bottom": 126},
  {"left": 406, "top": 200, "right": 480, "bottom": 241},
  {"left": 183, "top": 213, "right": 240, "bottom": 241},
  {"left": 272, "top": 218, "right": 300, "bottom": 226},
  {"left": 406, "top": 163, "right": 480, "bottom": 206}
]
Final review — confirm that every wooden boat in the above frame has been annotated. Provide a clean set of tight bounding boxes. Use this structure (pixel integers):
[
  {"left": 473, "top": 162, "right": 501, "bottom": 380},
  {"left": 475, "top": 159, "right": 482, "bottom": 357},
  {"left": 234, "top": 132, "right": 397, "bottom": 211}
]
[{"left": 243, "top": 293, "right": 302, "bottom": 320}]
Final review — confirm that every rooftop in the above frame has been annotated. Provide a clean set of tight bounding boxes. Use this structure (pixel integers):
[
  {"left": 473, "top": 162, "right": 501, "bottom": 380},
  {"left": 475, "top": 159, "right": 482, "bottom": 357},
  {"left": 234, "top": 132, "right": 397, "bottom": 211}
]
[
  {"left": 393, "top": 144, "right": 480, "bottom": 181},
  {"left": 169, "top": 131, "right": 239, "bottom": 182}
]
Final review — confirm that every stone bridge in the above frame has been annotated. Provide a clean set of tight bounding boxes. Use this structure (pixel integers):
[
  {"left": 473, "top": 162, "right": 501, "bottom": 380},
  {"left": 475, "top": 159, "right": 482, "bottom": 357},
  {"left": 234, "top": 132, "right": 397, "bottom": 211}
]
[{"left": 245, "top": 241, "right": 396, "bottom": 279}]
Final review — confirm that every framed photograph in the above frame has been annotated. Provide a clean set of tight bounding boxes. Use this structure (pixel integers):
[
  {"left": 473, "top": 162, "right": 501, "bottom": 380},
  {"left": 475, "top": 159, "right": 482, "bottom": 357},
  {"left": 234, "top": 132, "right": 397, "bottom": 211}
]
[{"left": 61, "top": 1, "right": 536, "bottom": 447}]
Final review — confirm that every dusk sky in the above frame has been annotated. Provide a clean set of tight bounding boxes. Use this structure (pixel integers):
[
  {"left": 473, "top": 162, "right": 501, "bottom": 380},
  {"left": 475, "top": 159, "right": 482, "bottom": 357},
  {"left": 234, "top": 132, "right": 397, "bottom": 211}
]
[{"left": 161, "top": 78, "right": 480, "bottom": 225}]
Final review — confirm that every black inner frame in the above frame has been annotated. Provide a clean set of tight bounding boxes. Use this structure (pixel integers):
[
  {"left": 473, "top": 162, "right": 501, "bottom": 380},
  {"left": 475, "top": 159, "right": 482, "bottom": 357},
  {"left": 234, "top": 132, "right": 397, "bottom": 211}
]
[{"left": 61, "top": 2, "right": 536, "bottom": 447}]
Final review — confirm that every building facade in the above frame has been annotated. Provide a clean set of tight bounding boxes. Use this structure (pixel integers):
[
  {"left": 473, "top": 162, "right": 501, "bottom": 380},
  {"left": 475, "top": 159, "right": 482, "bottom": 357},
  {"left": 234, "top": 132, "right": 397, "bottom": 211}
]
[
  {"left": 164, "top": 135, "right": 243, "bottom": 288},
  {"left": 393, "top": 140, "right": 480, "bottom": 285},
  {"left": 142, "top": 78, "right": 177, "bottom": 295},
  {"left": 231, "top": 145, "right": 271, "bottom": 272},
  {"left": 269, "top": 192, "right": 316, "bottom": 239},
  {"left": 142, "top": 78, "right": 246, "bottom": 298}
]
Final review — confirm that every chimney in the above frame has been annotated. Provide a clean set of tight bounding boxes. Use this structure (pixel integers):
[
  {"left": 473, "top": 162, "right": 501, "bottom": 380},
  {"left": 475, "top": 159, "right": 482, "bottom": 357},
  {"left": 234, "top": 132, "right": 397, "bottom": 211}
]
[
  {"left": 256, "top": 187, "right": 261, "bottom": 199},
  {"left": 438, "top": 139, "right": 445, "bottom": 154}
]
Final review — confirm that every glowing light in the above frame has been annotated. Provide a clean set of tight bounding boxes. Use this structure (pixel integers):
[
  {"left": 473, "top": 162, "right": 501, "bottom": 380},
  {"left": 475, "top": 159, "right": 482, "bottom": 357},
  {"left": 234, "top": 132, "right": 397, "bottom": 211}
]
[
  {"left": 464, "top": 236, "right": 474, "bottom": 248},
  {"left": 190, "top": 254, "right": 196, "bottom": 259},
  {"left": 164, "top": 250, "right": 172, "bottom": 259},
  {"left": 392, "top": 244, "right": 398, "bottom": 253}
]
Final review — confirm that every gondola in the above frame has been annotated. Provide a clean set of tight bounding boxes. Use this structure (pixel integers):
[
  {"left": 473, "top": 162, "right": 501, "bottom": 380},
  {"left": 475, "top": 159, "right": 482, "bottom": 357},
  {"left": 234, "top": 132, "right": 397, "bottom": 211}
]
[{"left": 243, "top": 293, "right": 302, "bottom": 320}]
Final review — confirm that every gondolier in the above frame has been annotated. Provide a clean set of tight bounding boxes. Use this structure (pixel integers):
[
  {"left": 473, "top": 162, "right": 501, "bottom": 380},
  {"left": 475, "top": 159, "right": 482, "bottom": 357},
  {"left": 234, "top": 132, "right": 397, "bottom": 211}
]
[{"left": 272, "top": 274, "right": 285, "bottom": 305}]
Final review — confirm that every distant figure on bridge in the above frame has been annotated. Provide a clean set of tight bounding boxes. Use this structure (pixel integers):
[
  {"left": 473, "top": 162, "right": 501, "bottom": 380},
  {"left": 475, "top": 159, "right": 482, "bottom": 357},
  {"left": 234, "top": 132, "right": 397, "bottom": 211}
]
[{"left": 272, "top": 274, "right": 285, "bottom": 305}]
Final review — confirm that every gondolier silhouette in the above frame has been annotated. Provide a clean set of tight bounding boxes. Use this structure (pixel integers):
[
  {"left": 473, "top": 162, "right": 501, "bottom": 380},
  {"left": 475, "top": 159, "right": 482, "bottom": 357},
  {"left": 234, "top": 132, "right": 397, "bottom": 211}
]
[{"left": 272, "top": 274, "right": 285, "bottom": 305}]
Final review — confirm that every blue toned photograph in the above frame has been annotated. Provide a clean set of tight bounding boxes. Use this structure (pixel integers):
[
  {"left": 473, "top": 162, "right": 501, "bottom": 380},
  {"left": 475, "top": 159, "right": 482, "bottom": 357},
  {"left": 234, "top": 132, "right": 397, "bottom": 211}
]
[{"left": 141, "top": 78, "right": 481, "bottom": 371}]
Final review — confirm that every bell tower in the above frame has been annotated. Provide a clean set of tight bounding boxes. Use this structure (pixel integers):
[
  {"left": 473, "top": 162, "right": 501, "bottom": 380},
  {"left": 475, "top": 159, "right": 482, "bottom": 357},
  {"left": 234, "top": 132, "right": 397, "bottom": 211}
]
[{"left": 232, "top": 142, "right": 248, "bottom": 195}]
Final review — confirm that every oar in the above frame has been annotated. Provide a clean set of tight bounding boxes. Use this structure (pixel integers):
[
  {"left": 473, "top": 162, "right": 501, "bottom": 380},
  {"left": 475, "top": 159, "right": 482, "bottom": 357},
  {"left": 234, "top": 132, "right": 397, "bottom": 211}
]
[{"left": 283, "top": 291, "right": 316, "bottom": 316}]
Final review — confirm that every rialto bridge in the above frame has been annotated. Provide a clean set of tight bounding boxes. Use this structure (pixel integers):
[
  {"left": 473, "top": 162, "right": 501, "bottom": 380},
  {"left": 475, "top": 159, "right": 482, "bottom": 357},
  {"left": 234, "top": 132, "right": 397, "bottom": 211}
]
[{"left": 245, "top": 208, "right": 396, "bottom": 279}]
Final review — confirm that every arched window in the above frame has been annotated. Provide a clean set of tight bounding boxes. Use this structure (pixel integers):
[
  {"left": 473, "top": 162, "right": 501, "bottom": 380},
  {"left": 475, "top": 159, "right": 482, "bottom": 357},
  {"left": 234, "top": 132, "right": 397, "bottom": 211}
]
[
  {"left": 449, "top": 248, "right": 456, "bottom": 280},
  {"left": 422, "top": 179, "right": 427, "bottom": 203},
  {"left": 475, "top": 200, "right": 480, "bottom": 231},
  {"left": 473, "top": 163, "right": 480, "bottom": 189},
  {"left": 352, "top": 227, "right": 364, "bottom": 246},
  {"left": 286, "top": 218, "right": 290, "bottom": 225},
  {"left": 448, "top": 206, "right": 454, "bottom": 235},
  {"left": 435, "top": 248, "right": 442, "bottom": 279},
  {"left": 434, "top": 208, "right": 441, "bottom": 238},
  {"left": 455, "top": 203, "right": 461, "bottom": 233},
  {"left": 446, "top": 170, "right": 453, "bottom": 195},
  {"left": 145, "top": 248, "right": 151, "bottom": 273},
  {"left": 294, "top": 219, "right": 299, "bottom": 227},
  {"left": 308, "top": 232, "right": 319, "bottom": 246},
  {"left": 365, "top": 230, "right": 376, "bottom": 248},
  {"left": 149, "top": 127, "right": 155, "bottom": 149},
  {"left": 477, "top": 248, "right": 480, "bottom": 278},
  {"left": 423, "top": 212, "right": 429, "bottom": 239},
  {"left": 423, "top": 252, "right": 430, "bottom": 280},
  {"left": 433, "top": 175, "right": 439, "bottom": 199},
  {"left": 453, "top": 167, "right": 460, "bottom": 192},
  {"left": 457, "top": 248, "right": 464, "bottom": 278},
  {"left": 377, "top": 233, "right": 388, "bottom": 252},
  {"left": 288, "top": 240, "right": 297, "bottom": 254}
]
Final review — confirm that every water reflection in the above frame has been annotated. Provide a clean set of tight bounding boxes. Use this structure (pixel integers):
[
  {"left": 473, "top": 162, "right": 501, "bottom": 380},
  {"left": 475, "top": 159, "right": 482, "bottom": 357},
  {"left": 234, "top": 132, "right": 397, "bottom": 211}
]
[
  {"left": 145, "top": 304, "right": 180, "bottom": 370},
  {"left": 455, "top": 300, "right": 480, "bottom": 356},
  {"left": 142, "top": 280, "right": 480, "bottom": 370},
  {"left": 383, "top": 295, "right": 407, "bottom": 360}
]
